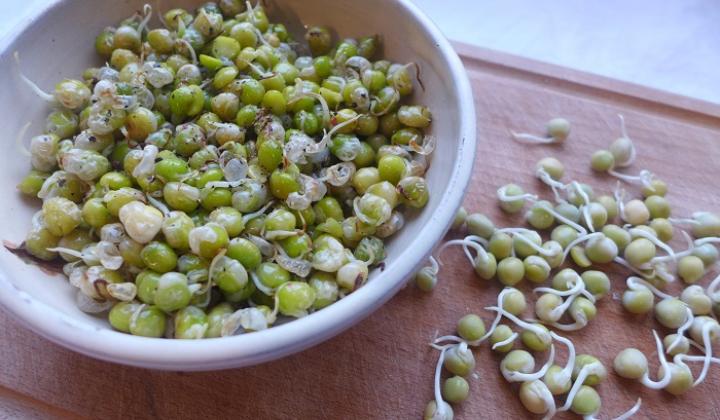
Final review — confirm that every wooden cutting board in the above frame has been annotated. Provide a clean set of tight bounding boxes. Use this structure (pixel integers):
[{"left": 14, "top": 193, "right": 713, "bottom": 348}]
[{"left": 2, "top": 43, "right": 720, "bottom": 419}]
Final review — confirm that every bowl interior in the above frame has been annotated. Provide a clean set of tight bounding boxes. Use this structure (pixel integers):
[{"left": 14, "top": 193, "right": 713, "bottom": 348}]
[{"left": 0, "top": 0, "right": 474, "bottom": 369}]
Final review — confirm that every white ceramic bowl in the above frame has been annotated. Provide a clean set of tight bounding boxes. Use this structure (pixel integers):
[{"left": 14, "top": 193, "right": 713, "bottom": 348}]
[{"left": 0, "top": 0, "right": 475, "bottom": 370}]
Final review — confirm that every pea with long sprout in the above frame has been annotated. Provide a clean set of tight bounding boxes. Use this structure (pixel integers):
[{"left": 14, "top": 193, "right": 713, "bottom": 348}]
[{"left": 511, "top": 118, "right": 570, "bottom": 144}]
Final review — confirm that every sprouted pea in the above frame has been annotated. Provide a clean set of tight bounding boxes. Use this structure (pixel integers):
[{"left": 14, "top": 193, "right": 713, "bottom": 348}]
[
  {"left": 613, "top": 331, "right": 671, "bottom": 389},
  {"left": 511, "top": 118, "right": 570, "bottom": 144},
  {"left": 424, "top": 346, "right": 454, "bottom": 420}
]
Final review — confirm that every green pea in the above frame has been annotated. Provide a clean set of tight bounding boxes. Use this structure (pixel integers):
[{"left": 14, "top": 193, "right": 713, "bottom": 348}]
[
  {"left": 56, "top": 229, "right": 93, "bottom": 262},
  {"left": 397, "top": 105, "right": 431, "bottom": 128},
  {"left": 526, "top": 201, "right": 555, "bottom": 230},
  {"left": 163, "top": 182, "right": 200, "bottom": 213},
  {"left": 24, "top": 226, "right": 60, "bottom": 261},
  {"left": 590, "top": 149, "right": 615, "bottom": 172},
  {"left": 678, "top": 255, "right": 705, "bottom": 283},
  {"left": 115, "top": 236, "right": 144, "bottom": 268},
  {"left": 498, "top": 183, "right": 526, "bottom": 213},
  {"left": 305, "top": 26, "right": 332, "bottom": 56},
  {"left": 256, "top": 262, "right": 290, "bottom": 289},
  {"left": 353, "top": 142, "right": 376, "bottom": 168},
  {"left": 490, "top": 324, "right": 515, "bottom": 353},
  {"left": 551, "top": 225, "right": 579, "bottom": 248},
  {"left": 109, "top": 302, "right": 141, "bottom": 333},
  {"left": 309, "top": 272, "right": 339, "bottom": 309},
  {"left": 570, "top": 386, "right": 601, "bottom": 416},
  {"left": 649, "top": 218, "right": 674, "bottom": 243},
  {"left": 602, "top": 224, "right": 631, "bottom": 251},
  {"left": 213, "top": 256, "right": 248, "bottom": 294},
  {"left": 16, "top": 170, "right": 48, "bottom": 197},
  {"left": 513, "top": 230, "right": 542, "bottom": 258},
  {"left": 277, "top": 282, "right": 316, "bottom": 317},
  {"left": 442, "top": 376, "right": 469, "bottom": 404},
  {"left": 624, "top": 238, "right": 656, "bottom": 268},
  {"left": 174, "top": 306, "right": 209, "bottom": 339},
  {"left": 140, "top": 241, "right": 178, "bottom": 273},
  {"left": 265, "top": 208, "right": 297, "bottom": 231},
  {"left": 200, "top": 187, "right": 233, "bottom": 211},
  {"left": 154, "top": 272, "right": 192, "bottom": 312},
  {"left": 313, "top": 197, "right": 343, "bottom": 223},
  {"left": 269, "top": 169, "right": 300, "bottom": 200},
  {"left": 129, "top": 305, "right": 167, "bottom": 338},
  {"left": 623, "top": 284, "right": 654, "bottom": 314},
  {"left": 396, "top": 176, "right": 429, "bottom": 208},
  {"left": 42, "top": 197, "right": 82, "bottom": 236},
  {"left": 204, "top": 303, "right": 234, "bottom": 338},
  {"left": 135, "top": 270, "right": 161, "bottom": 304},
  {"left": 488, "top": 231, "right": 513, "bottom": 260},
  {"left": 95, "top": 27, "right": 115, "bottom": 57},
  {"left": 377, "top": 155, "right": 405, "bottom": 185},
  {"left": 497, "top": 257, "right": 524, "bottom": 286},
  {"left": 45, "top": 109, "right": 79, "bottom": 139},
  {"left": 521, "top": 325, "right": 551, "bottom": 352},
  {"left": 581, "top": 271, "right": 611, "bottom": 298},
  {"left": 225, "top": 238, "right": 261, "bottom": 271},
  {"left": 645, "top": 195, "right": 671, "bottom": 219},
  {"left": 457, "top": 314, "right": 485, "bottom": 342},
  {"left": 189, "top": 223, "right": 229, "bottom": 259}
]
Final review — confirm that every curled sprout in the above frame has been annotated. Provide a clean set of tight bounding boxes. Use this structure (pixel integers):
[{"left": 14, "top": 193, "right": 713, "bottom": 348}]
[
  {"left": 706, "top": 273, "right": 720, "bottom": 303},
  {"left": 137, "top": 4, "right": 153, "bottom": 35},
  {"left": 431, "top": 346, "right": 453, "bottom": 420},
  {"left": 535, "top": 166, "right": 568, "bottom": 204},
  {"left": 537, "top": 202, "right": 587, "bottom": 235},
  {"left": 498, "top": 228, "right": 559, "bottom": 257},
  {"left": 549, "top": 331, "right": 576, "bottom": 391},
  {"left": 146, "top": 194, "right": 171, "bottom": 217},
  {"left": 403, "top": 135, "right": 436, "bottom": 156},
  {"left": 613, "top": 256, "right": 655, "bottom": 279},
  {"left": 221, "top": 307, "right": 270, "bottom": 336},
  {"left": 559, "top": 361, "right": 606, "bottom": 413},
  {"left": 611, "top": 399, "right": 642, "bottom": 420},
  {"left": 608, "top": 168, "right": 655, "bottom": 190},
  {"left": 626, "top": 277, "right": 674, "bottom": 300},
  {"left": 497, "top": 185, "right": 537, "bottom": 205},
  {"left": 14, "top": 121, "right": 32, "bottom": 158},
  {"left": 305, "top": 115, "right": 362, "bottom": 156},
  {"left": 250, "top": 269, "right": 275, "bottom": 296},
  {"left": 14, "top": 51, "right": 55, "bottom": 103},
  {"left": 288, "top": 85, "right": 331, "bottom": 127},
  {"left": 666, "top": 307, "right": 694, "bottom": 354},
  {"left": 492, "top": 331, "right": 519, "bottom": 350},
  {"left": 628, "top": 227, "right": 677, "bottom": 266},
  {"left": 691, "top": 317, "right": 720, "bottom": 386},
  {"left": 502, "top": 345, "right": 556, "bottom": 383},
  {"left": 560, "top": 232, "right": 604, "bottom": 265},
  {"left": 176, "top": 33, "right": 199, "bottom": 64},
  {"left": 132, "top": 144, "right": 159, "bottom": 179},
  {"left": 485, "top": 305, "right": 553, "bottom": 346},
  {"left": 274, "top": 244, "right": 312, "bottom": 278},
  {"left": 437, "top": 236, "right": 491, "bottom": 267},
  {"left": 246, "top": 234, "right": 275, "bottom": 258},
  {"left": 651, "top": 230, "right": 696, "bottom": 264},
  {"left": 319, "top": 162, "right": 356, "bottom": 187},
  {"left": 639, "top": 330, "right": 672, "bottom": 389},
  {"left": 570, "top": 182, "right": 594, "bottom": 232}
]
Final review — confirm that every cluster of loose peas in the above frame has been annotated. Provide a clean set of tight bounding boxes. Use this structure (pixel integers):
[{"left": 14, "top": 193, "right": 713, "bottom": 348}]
[
  {"left": 419, "top": 117, "right": 720, "bottom": 419},
  {"left": 14, "top": 1, "right": 434, "bottom": 338}
]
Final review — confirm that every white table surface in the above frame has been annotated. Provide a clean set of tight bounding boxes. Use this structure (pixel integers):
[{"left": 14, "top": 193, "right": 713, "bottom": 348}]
[{"left": 2, "top": 0, "right": 718, "bottom": 104}]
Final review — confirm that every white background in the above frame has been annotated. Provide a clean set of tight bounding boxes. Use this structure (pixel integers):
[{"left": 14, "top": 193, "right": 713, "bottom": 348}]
[{"left": 2, "top": 0, "right": 718, "bottom": 104}]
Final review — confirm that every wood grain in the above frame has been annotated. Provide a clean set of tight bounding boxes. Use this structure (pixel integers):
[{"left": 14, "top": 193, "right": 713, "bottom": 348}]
[{"left": 2, "top": 45, "right": 720, "bottom": 419}]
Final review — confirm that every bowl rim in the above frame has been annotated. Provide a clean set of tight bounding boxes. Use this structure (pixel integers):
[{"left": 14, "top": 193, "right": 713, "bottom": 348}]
[{"left": 0, "top": 0, "right": 476, "bottom": 370}]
